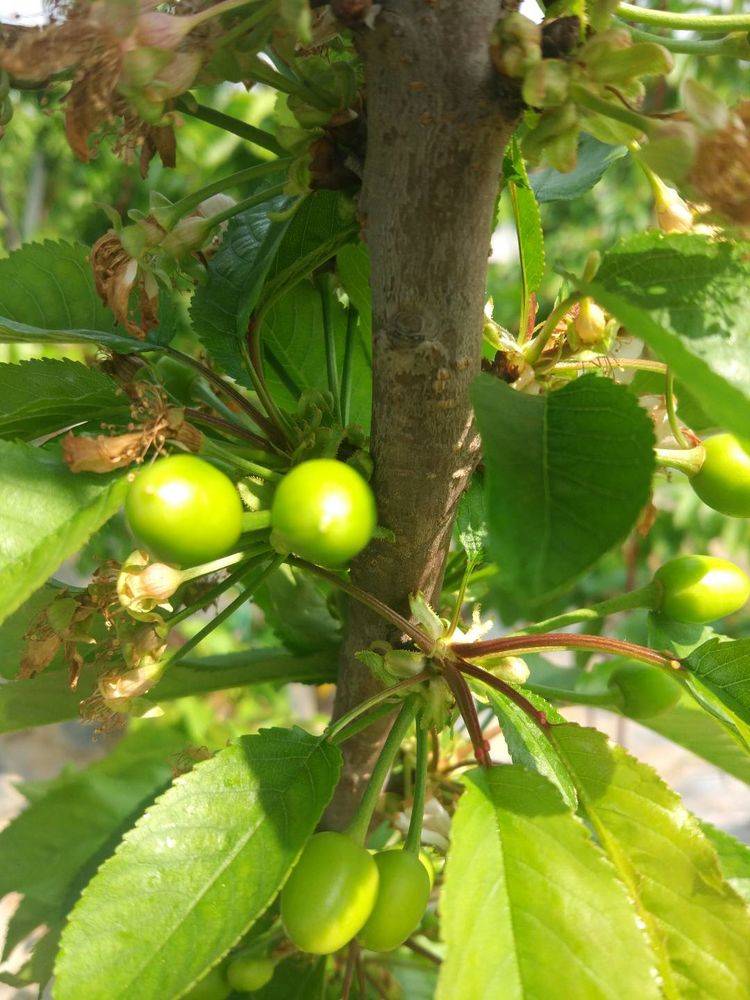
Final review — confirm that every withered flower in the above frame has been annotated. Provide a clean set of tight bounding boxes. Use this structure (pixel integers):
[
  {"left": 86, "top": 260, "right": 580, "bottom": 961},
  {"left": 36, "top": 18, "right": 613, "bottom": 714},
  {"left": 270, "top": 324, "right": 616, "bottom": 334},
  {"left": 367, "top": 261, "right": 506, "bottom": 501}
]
[
  {"left": 690, "top": 101, "right": 750, "bottom": 226},
  {"left": 90, "top": 228, "right": 160, "bottom": 337},
  {"left": 117, "top": 550, "right": 183, "bottom": 618},
  {"left": 62, "top": 428, "right": 146, "bottom": 473}
]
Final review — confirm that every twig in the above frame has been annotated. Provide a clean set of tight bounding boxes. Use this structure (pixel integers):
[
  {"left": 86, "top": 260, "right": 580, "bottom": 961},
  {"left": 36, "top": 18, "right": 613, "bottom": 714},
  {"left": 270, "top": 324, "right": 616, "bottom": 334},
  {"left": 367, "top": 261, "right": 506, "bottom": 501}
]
[{"left": 404, "top": 938, "right": 442, "bottom": 966}]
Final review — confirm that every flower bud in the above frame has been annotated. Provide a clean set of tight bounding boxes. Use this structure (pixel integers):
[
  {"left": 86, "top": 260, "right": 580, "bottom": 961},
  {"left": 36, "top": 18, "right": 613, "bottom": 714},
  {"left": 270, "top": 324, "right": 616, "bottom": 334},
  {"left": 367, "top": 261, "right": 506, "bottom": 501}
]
[
  {"left": 651, "top": 176, "right": 693, "bottom": 233},
  {"left": 491, "top": 13, "right": 542, "bottom": 79},
  {"left": 133, "top": 11, "right": 196, "bottom": 50},
  {"left": 587, "top": 42, "right": 673, "bottom": 85},
  {"left": 522, "top": 59, "right": 570, "bottom": 109},
  {"left": 98, "top": 656, "right": 167, "bottom": 703},
  {"left": 117, "top": 550, "right": 183, "bottom": 618},
  {"left": 574, "top": 297, "right": 607, "bottom": 344}
]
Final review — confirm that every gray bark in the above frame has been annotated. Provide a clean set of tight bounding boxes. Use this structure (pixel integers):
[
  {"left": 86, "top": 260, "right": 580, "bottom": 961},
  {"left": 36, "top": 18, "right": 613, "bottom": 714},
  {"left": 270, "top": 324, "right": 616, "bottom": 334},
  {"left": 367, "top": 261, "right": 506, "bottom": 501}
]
[{"left": 325, "top": 0, "right": 517, "bottom": 827}]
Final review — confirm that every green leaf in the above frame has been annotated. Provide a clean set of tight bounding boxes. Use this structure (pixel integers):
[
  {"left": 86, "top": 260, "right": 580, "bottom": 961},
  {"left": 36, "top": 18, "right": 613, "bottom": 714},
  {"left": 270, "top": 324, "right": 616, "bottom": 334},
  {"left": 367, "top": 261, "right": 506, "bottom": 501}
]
[
  {"left": 0, "top": 649, "right": 336, "bottom": 734},
  {"left": 647, "top": 612, "right": 716, "bottom": 659},
  {"left": 0, "top": 441, "right": 128, "bottom": 626},
  {"left": 552, "top": 722, "right": 750, "bottom": 999},
  {"left": 55, "top": 728, "right": 341, "bottom": 1000},
  {"left": 684, "top": 637, "right": 750, "bottom": 728},
  {"left": 585, "top": 233, "right": 750, "bottom": 439},
  {"left": 700, "top": 822, "right": 750, "bottom": 904},
  {"left": 0, "top": 240, "right": 146, "bottom": 353},
  {"left": 645, "top": 695, "right": 750, "bottom": 786},
  {"left": 437, "top": 764, "right": 660, "bottom": 1000},
  {"left": 191, "top": 191, "right": 294, "bottom": 383},
  {"left": 0, "top": 358, "right": 128, "bottom": 440},
  {"left": 252, "top": 955, "right": 326, "bottom": 999},
  {"left": 256, "top": 190, "right": 358, "bottom": 321},
  {"left": 530, "top": 135, "right": 627, "bottom": 203},
  {"left": 261, "top": 279, "right": 371, "bottom": 425},
  {"left": 0, "top": 726, "right": 187, "bottom": 985},
  {"left": 255, "top": 565, "right": 340, "bottom": 655},
  {"left": 455, "top": 477, "right": 488, "bottom": 564},
  {"left": 0, "top": 584, "right": 59, "bottom": 679},
  {"left": 337, "top": 241, "right": 372, "bottom": 344},
  {"left": 505, "top": 138, "right": 545, "bottom": 300},
  {"left": 483, "top": 687, "right": 576, "bottom": 808},
  {"left": 472, "top": 372, "right": 655, "bottom": 609}
]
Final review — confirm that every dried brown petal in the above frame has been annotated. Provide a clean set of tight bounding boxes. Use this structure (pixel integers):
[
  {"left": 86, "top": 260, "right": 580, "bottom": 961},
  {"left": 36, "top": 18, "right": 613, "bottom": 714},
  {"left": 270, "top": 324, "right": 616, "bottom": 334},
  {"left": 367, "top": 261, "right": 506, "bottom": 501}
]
[
  {"left": 62, "top": 428, "right": 146, "bottom": 473},
  {"left": 20, "top": 631, "right": 62, "bottom": 678}
]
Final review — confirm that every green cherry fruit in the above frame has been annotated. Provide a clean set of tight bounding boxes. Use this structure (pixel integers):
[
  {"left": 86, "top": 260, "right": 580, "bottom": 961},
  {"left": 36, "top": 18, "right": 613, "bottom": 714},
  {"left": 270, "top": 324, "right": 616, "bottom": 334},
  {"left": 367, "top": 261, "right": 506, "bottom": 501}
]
[
  {"left": 125, "top": 454, "right": 243, "bottom": 567},
  {"left": 281, "top": 832, "right": 379, "bottom": 955},
  {"left": 182, "top": 966, "right": 231, "bottom": 1000},
  {"left": 226, "top": 954, "right": 276, "bottom": 993},
  {"left": 691, "top": 433, "right": 750, "bottom": 517},
  {"left": 654, "top": 554, "right": 750, "bottom": 624},
  {"left": 357, "top": 850, "right": 431, "bottom": 953},
  {"left": 270, "top": 458, "right": 377, "bottom": 568},
  {"left": 608, "top": 663, "right": 682, "bottom": 720}
]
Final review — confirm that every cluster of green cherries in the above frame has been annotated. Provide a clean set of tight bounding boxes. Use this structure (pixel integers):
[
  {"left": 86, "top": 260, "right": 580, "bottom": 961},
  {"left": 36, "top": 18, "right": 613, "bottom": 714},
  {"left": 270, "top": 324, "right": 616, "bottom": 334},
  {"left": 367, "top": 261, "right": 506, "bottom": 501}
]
[
  {"left": 120, "top": 431, "right": 750, "bottom": 978},
  {"left": 125, "top": 453, "right": 377, "bottom": 570}
]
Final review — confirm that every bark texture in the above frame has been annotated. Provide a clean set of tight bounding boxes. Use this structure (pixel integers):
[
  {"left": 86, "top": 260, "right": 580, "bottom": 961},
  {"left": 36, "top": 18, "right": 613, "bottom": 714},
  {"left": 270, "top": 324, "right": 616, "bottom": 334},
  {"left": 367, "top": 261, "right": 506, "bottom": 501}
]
[{"left": 325, "top": 0, "right": 516, "bottom": 828}]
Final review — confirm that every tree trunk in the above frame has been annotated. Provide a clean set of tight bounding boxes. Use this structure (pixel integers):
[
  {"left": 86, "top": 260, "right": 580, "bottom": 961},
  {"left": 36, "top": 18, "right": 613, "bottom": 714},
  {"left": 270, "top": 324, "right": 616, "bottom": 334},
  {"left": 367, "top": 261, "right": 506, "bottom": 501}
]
[{"left": 325, "top": 0, "right": 517, "bottom": 828}]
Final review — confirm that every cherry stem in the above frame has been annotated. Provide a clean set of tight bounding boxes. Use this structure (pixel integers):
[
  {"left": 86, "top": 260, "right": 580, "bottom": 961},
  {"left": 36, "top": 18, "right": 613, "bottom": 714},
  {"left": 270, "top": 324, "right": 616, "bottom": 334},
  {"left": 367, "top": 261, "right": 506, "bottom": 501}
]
[
  {"left": 442, "top": 662, "right": 492, "bottom": 767},
  {"left": 617, "top": 1, "right": 750, "bottom": 31},
  {"left": 326, "top": 671, "right": 431, "bottom": 744},
  {"left": 183, "top": 408, "right": 274, "bottom": 451},
  {"left": 288, "top": 558, "right": 432, "bottom": 649},
  {"left": 665, "top": 370, "right": 690, "bottom": 449},
  {"left": 405, "top": 717, "right": 429, "bottom": 854},
  {"left": 165, "top": 555, "right": 282, "bottom": 665},
  {"left": 167, "top": 553, "right": 267, "bottom": 627},
  {"left": 453, "top": 655, "right": 549, "bottom": 729},
  {"left": 523, "top": 292, "right": 581, "bottom": 365},
  {"left": 160, "top": 345, "right": 279, "bottom": 439},
  {"left": 655, "top": 445, "right": 705, "bottom": 477},
  {"left": 514, "top": 582, "right": 657, "bottom": 635},
  {"left": 453, "top": 632, "right": 680, "bottom": 670},
  {"left": 158, "top": 160, "right": 289, "bottom": 230},
  {"left": 175, "top": 96, "right": 285, "bottom": 156},
  {"left": 345, "top": 698, "right": 418, "bottom": 846}
]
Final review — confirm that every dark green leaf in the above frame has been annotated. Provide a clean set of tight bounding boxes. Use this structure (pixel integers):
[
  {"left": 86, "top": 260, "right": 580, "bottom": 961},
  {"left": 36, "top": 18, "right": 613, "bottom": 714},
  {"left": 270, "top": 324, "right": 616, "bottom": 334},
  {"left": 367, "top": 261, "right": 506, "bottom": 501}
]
[
  {"left": 252, "top": 955, "right": 326, "bottom": 999},
  {"left": 438, "top": 764, "right": 660, "bottom": 1000},
  {"left": 0, "top": 441, "right": 128, "bottom": 626},
  {"left": 472, "top": 372, "right": 655, "bottom": 609},
  {"left": 54, "top": 729, "right": 341, "bottom": 1000},
  {"left": 685, "top": 637, "right": 750, "bottom": 728},
  {"left": 0, "top": 358, "right": 128, "bottom": 440},
  {"left": 585, "top": 233, "right": 750, "bottom": 439},
  {"left": 261, "top": 279, "right": 371, "bottom": 425},
  {"left": 0, "top": 240, "right": 146, "bottom": 353},
  {"left": 337, "top": 241, "right": 372, "bottom": 344},
  {"left": 255, "top": 566, "right": 340, "bottom": 654},
  {"left": 530, "top": 135, "right": 627, "bottom": 203},
  {"left": 552, "top": 722, "right": 750, "bottom": 998},
  {"left": 191, "top": 191, "right": 294, "bottom": 382},
  {"left": 455, "top": 477, "right": 488, "bottom": 563},
  {"left": 0, "top": 649, "right": 336, "bottom": 734}
]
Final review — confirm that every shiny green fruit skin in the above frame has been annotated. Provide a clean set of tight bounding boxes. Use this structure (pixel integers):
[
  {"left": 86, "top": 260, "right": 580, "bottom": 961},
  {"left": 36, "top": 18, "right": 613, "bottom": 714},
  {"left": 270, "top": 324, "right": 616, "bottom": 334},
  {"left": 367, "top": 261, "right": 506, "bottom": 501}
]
[
  {"left": 270, "top": 459, "right": 376, "bottom": 568},
  {"left": 226, "top": 954, "right": 275, "bottom": 993},
  {"left": 125, "top": 455, "right": 243, "bottom": 567},
  {"left": 654, "top": 555, "right": 750, "bottom": 624},
  {"left": 281, "top": 832, "right": 379, "bottom": 954},
  {"left": 608, "top": 663, "right": 682, "bottom": 719},
  {"left": 357, "top": 850, "right": 430, "bottom": 952},
  {"left": 692, "top": 434, "right": 750, "bottom": 517},
  {"left": 182, "top": 966, "right": 230, "bottom": 1000}
]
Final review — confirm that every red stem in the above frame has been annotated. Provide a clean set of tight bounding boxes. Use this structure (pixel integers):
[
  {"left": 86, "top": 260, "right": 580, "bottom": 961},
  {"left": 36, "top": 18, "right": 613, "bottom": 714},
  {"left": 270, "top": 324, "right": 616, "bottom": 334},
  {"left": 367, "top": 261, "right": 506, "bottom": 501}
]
[
  {"left": 454, "top": 656, "right": 549, "bottom": 728},
  {"left": 442, "top": 662, "right": 492, "bottom": 767},
  {"left": 452, "top": 633, "right": 678, "bottom": 670}
]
